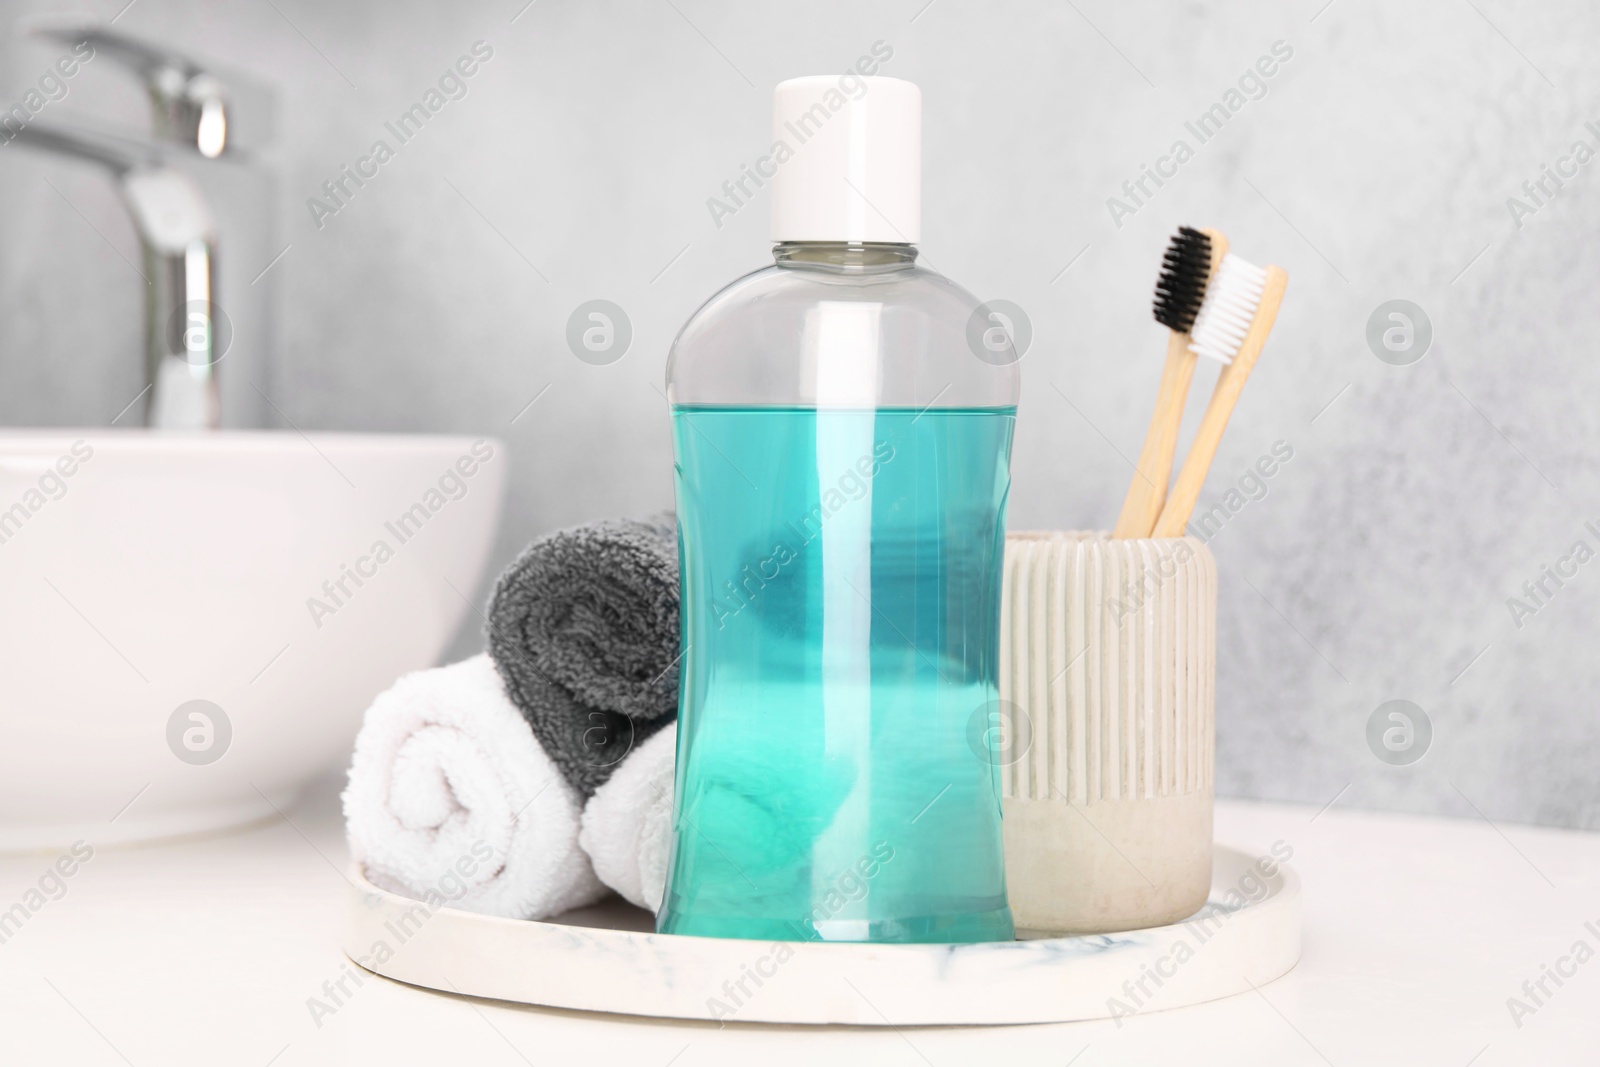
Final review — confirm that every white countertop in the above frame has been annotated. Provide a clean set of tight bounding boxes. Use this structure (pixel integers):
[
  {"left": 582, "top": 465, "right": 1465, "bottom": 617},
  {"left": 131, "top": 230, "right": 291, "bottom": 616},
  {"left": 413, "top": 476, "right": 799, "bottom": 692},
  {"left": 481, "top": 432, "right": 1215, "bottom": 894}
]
[{"left": 2, "top": 777, "right": 1596, "bottom": 1066}]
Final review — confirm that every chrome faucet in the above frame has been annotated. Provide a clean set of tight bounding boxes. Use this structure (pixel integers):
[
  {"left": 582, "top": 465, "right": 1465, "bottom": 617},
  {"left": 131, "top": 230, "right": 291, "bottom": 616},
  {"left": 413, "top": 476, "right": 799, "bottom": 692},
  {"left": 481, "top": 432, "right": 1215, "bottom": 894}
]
[
  {"left": 6, "top": 20, "right": 248, "bottom": 430},
  {"left": 41, "top": 23, "right": 234, "bottom": 159}
]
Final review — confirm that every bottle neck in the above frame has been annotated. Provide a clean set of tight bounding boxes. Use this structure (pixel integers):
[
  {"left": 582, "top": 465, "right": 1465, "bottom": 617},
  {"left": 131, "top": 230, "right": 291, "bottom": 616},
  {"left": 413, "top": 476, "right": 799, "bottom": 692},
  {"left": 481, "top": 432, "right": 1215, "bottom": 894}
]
[{"left": 773, "top": 241, "right": 918, "bottom": 274}]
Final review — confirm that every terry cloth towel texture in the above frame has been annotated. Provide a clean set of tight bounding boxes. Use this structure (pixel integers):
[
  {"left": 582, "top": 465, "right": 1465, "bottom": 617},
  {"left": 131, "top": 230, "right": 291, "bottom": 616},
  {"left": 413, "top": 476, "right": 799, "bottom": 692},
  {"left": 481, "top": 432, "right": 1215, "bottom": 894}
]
[
  {"left": 343, "top": 654, "right": 606, "bottom": 919},
  {"left": 579, "top": 720, "right": 677, "bottom": 912},
  {"left": 487, "top": 512, "right": 680, "bottom": 796}
]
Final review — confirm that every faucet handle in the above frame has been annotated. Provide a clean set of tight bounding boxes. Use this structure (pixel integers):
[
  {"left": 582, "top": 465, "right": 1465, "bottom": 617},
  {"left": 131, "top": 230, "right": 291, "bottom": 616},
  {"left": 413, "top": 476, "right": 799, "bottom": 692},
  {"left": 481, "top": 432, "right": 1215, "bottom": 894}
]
[{"left": 17, "top": 16, "right": 273, "bottom": 158}]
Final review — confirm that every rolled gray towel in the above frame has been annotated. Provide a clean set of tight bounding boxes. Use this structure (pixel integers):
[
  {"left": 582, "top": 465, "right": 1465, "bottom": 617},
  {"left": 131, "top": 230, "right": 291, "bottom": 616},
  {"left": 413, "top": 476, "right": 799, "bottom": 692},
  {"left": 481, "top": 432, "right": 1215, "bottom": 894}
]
[{"left": 487, "top": 513, "right": 679, "bottom": 796}]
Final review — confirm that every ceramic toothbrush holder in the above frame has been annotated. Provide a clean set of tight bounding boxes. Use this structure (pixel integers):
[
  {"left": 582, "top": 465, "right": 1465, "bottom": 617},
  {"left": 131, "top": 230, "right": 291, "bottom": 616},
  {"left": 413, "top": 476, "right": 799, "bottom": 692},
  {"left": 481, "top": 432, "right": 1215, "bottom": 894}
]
[{"left": 997, "top": 530, "right": 1216, "bottom": 936}]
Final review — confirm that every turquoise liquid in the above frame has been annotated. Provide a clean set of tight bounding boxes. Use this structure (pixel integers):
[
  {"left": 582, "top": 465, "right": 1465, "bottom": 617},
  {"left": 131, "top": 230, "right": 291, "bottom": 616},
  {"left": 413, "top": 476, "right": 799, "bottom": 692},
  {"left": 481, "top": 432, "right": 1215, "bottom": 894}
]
[{"left": 659, "top": 405, "right": 1017, "bottom": 943}]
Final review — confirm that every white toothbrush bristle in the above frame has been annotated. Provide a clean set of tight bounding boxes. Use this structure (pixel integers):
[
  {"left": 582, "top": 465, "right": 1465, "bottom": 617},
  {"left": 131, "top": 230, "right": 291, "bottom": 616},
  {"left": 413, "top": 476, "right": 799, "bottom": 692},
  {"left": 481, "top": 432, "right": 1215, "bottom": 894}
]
[{"left": 1188, "top": 254, "right": 1267, "bottom": 364}]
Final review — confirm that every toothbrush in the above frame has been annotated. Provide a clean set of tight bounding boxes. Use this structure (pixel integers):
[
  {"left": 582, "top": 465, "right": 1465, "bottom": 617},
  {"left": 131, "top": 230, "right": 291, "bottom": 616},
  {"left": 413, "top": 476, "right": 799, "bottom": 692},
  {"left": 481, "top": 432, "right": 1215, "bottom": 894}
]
[
  {"left": 1112, "top": 226, "right": 1228, "bottom": 539},
  {"left": 1150, "top": 254, "right": 1289, "bottom": 538}
]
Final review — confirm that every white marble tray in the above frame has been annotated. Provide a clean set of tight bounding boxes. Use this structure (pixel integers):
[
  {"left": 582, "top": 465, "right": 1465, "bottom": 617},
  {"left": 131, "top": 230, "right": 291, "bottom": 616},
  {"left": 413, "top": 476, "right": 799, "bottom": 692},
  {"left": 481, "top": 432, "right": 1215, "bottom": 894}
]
[{"left": 345, "top": 843, "right": 1299, "bottom": 1026}]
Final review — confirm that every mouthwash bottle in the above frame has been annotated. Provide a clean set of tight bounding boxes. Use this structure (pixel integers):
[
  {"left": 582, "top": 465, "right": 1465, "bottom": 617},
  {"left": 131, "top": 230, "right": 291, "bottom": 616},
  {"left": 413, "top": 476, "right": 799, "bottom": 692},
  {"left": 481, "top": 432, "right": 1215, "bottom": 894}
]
[{"left": 659, "top": 76, "right": 1019, "bottom": 943}]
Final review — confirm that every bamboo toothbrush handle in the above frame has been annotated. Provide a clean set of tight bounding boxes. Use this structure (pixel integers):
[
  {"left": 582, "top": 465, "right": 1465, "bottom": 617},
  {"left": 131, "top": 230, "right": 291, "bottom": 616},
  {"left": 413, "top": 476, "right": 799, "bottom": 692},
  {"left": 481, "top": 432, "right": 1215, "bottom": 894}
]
[
  {"left": 1152, "top": 265, "right": 1289, "bottom": 539},
  {"left": 1112, "top": 330, "right": 1197, "bottom": 538},
  {"left": 1112, "top": 227, "right": 1228, "bottom": 539}
]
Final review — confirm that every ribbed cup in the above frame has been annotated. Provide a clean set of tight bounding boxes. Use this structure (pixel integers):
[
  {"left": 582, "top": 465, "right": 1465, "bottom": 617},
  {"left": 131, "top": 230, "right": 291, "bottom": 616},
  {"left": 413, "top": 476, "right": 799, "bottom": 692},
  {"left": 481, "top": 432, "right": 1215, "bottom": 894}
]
[{"left": 998, "top": 531, "right": 1216, "bottom": 935}]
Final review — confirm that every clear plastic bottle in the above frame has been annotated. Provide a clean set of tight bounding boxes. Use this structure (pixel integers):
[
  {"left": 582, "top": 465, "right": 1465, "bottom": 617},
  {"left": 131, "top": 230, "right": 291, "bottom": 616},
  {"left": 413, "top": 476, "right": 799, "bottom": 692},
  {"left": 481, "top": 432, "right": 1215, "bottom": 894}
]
[{"left": 659, "top": 76, "right": 1019, "bottom": 943}]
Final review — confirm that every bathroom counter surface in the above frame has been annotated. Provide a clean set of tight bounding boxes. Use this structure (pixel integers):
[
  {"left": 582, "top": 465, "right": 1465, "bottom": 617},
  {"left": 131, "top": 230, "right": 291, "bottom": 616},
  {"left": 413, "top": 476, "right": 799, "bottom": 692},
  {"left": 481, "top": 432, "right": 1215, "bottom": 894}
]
[{"left": 1, "top": 776, "right": 1595, "bottom": 1065}]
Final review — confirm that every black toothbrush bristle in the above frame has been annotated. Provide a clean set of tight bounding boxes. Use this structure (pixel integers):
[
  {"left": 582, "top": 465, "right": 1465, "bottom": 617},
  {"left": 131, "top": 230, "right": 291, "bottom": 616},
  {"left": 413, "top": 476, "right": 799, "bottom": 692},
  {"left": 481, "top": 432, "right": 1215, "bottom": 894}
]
[{"left": 1152, "top": 226, "right": 1212, "bottom": 333}]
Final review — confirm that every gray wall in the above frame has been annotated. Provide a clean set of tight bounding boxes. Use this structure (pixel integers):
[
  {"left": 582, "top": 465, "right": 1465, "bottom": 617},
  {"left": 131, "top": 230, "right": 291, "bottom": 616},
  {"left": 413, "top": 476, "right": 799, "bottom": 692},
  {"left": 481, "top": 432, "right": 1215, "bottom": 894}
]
[{"left": 2, "top": 0, "right": 1596, "bottom": 830}]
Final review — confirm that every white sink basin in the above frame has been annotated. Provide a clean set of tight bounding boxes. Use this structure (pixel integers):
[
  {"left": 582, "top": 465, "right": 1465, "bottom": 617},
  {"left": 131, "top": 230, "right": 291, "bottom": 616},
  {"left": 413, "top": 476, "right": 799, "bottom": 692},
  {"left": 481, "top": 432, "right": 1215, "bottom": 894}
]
[{"left": 0, "top": 431, "right": 507, "bottom": 850}]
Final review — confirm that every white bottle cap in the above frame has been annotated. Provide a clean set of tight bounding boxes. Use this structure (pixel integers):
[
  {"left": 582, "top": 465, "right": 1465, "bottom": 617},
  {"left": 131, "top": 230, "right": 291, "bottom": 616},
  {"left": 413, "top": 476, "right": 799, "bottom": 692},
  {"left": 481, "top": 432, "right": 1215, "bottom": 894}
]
[{"left": 770, "top": 75, "right": 921, "bottom": 244}]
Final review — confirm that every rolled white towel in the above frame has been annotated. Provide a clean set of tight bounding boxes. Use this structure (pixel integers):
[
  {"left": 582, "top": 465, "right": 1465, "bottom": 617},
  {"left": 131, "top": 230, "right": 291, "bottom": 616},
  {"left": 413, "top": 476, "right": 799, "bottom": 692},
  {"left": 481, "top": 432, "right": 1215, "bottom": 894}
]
[
  {"left": 579, "top": 720, "right": 677, "bottom": 912},
  {"left": 343, "top": 654, "right": 606, "bottom": 919}
]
